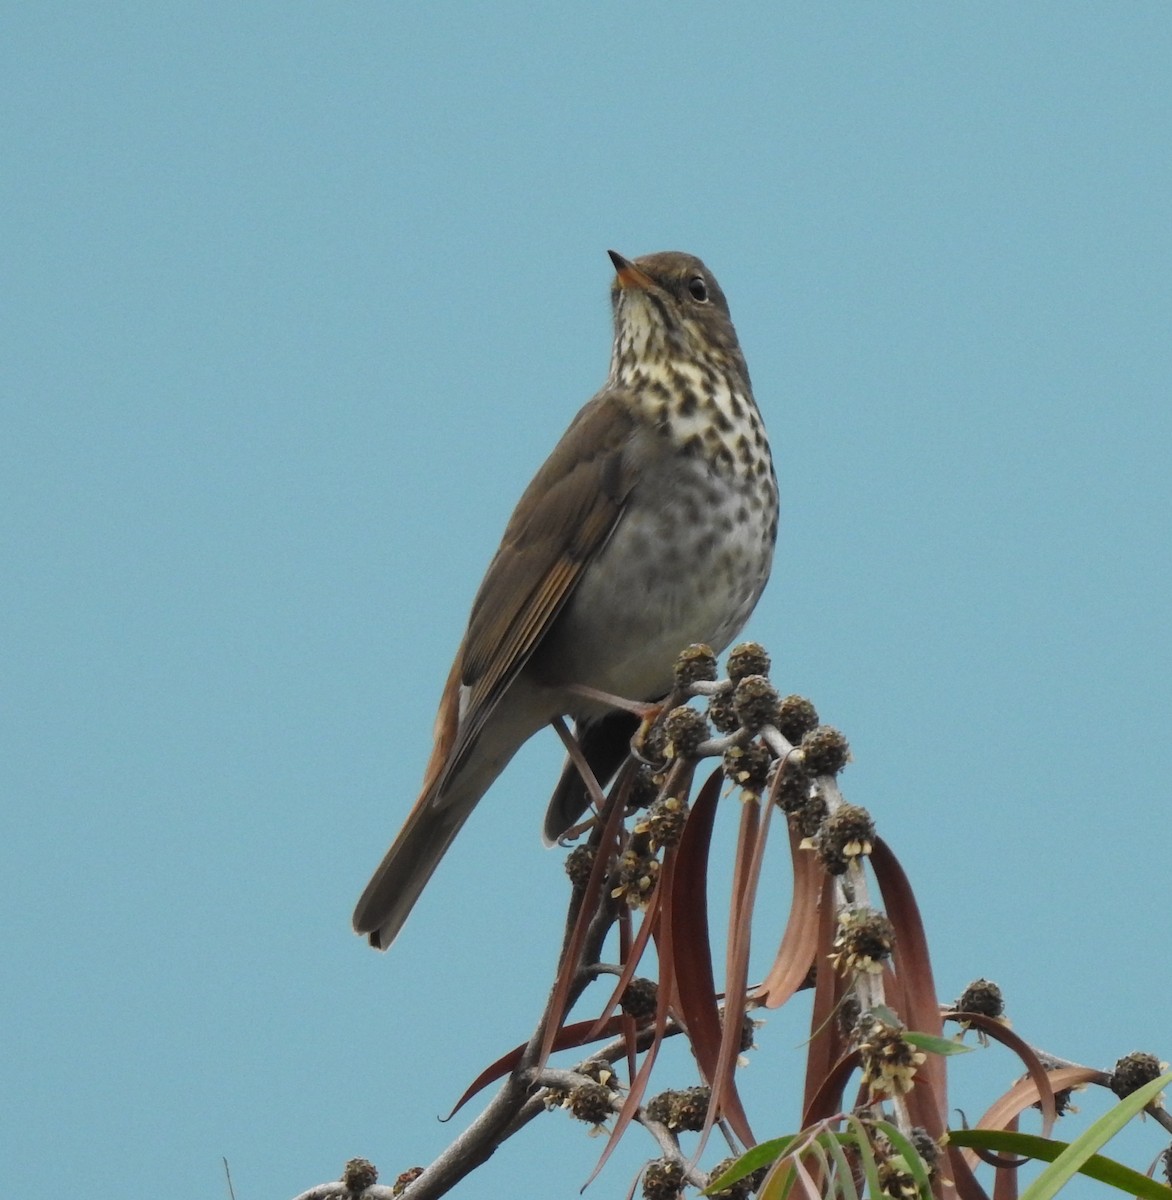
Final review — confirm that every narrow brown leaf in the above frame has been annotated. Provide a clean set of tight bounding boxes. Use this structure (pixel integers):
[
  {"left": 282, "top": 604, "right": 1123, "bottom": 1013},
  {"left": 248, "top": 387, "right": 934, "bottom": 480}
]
[
  {"left": 755, "top": 824, "right": 821, "bottom": 1009},
  {"left": 704, "top": 790, "right": 770, "bottom": 1151},
  {"left": 992, "top": 1114, "right": 1021, "bottom": 1200},
  {"left": 582, "top": 851, "right": 679, "bottom": 1188},
  {"left": 445, "top": 1015, "right": 625, "bottom": 1117},
  {"left": 942, "top": 1010, "right": 1084, "bottom": 1139},
  {"left": 870, "top": 838, "right": 947, "bottom": 1137},
  {"left": 537, "top": 762, "right": 637, "bottom": 1067},
  {"left": 959, "top": 1062, "right": 1101, "bottom": 1169},
  {"left": 665, "top": 769, "right": 723, "bottom": 1085},
  {"left": 946, "top": 1142, "right": 994, "bottom": 1200},
  {"left": 802, "top": 872, "right": 849, "bottom": 1122}
]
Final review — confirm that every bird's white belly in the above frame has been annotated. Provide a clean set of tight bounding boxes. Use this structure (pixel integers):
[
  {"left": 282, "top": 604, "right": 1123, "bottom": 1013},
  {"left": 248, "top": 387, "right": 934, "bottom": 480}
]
[{"left": 535, "top": 459, "right": 776, "bottom": 705}]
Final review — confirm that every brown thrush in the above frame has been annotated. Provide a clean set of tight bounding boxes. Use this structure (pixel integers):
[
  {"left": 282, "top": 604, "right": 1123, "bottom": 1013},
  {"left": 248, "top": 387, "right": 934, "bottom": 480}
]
[{"left": 353, "top": 250, "right": 778, "bottom": 949}]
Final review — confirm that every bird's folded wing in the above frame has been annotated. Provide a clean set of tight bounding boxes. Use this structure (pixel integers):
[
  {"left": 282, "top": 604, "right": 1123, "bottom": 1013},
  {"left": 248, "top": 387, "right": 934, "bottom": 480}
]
[{"left": 452, "top": 392, "right": 640, "bottom": 760}]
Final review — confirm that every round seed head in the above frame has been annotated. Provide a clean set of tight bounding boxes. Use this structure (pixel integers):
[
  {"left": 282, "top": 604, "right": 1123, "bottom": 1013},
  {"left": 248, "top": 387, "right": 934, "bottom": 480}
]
[
  {"left": 830, "top": 907, "right": 896, "bottom": 975},
  {"left": 568, "top": 1080, "right": 614, "bottom": 1125},
  {"left": 627, "top": 763, "right": 661, "bottom": 812},
  {"left": 638, "top": 794, "right": 689, "bottom": 849},
  {"left": 663, "top": 704, "right": 709, "bottom": 758},
  {"left": 391, "top": 1167, "right": 423, "bottom": 1194},
  {"left": 565, "top": 845, "right": 594, "bottom": 890},
  {"left": 727, "top": 641, "right": 771, "bottom": 681},
  {"left": 1110, "top": 1051, "right": 1165, "bottom": 1099},
  {"left": 642, "top": 1158, "right": 685, "bottom": 1200},
  {"left": 955, "top": 978, "right": 1004, "bottom": 1019},
  {"left": 776, "top": 694, "right": 819, "bottom": 742},
  {"left": 674, "top": 642, "right": 718, "bottom": 687},
  {"left": 620, "top": 977, "right": 659, "bottom": 1023},
  {"left": 707, "top": 686, "right": 740, "bottom": 733},
  {"left": 732, "top": 674, "right": 780, "bottom": 732},
  {"left": 722, "top": 741, "right": 773, "bottom": 795},
  {"left": 817, "top": 803, "right": 875, "bottom": 870},
  {"left": 342, "top": 1159, "right": 378, "bottom": 1193},
  {"left": 670, "top": 1085, "right": 711, "bottom": 1132},
  {"left": 800, "top": 724, "right": 850, "bottom": 775},
  {"left": 643, "top": 1090, "right": 678, "bottom": 1126}
]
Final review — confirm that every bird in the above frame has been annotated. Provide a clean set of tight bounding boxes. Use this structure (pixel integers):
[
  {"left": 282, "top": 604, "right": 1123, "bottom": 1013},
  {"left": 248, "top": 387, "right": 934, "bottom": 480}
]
[{"left": 353, "top": 249, "right": 778, "bottom": 950}]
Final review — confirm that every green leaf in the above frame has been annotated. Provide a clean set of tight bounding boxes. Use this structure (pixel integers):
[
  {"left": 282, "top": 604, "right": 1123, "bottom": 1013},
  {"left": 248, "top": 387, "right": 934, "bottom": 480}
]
[
  {"left": 873, "top": 1119, "right": 935, "bottom": 1200},
  {"left": 821, "top": 1130, "right": 860, "bottom": 1200},
  {"left": 704, "top": 1134, "right": 799, "bottom": 1195},
  {"left": 903, "top": 1030, "right": 972, "bottom": 1056},
  {"left": 1018, "top": 1070, "right": 1172, "bottom": 1200},
  {"left": 949, "top": 1073, "right": 1172, "bottom": 1200},
  {"left": 949, "top": 1128, "right": 1172, "bottom": 1199},
  {"left": 841, "top": 1114, "right": 883, "bottom": 1200}
]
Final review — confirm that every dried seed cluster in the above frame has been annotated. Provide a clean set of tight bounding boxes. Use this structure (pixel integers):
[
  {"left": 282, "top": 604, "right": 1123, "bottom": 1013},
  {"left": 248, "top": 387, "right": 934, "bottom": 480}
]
[
  {"left": 644, "top": 1086, "right": 711, "bottom": 1132},
  {"left": 732, "top": 674, "right": 781, "bottom": 732},
  {"left": 627, "top": 764, "right": 661, "bottom": 812},
  {"left": 829, "top": 907, "right": 895, "bottom": 976},
  {"left": 727, "top": 641, "right": 771, "bottom": 681},
  {"left": 876, "top": 1152, "right": 918, "bottom": 1199},
  {"left": 391, "top": 1166, "right": 423, "bottom": 1195},
  {"left": 909, "top": 1127, "right": 942, "bottom": 1176},
  {"left": 955, "top": 978, "right": 1004, "bottom": 1019},
  {"left": 663, "top": 704, "right": 709, "bottom": 758},
  {"left": 1110, "top": 1051, "right": 1166, "bottom": 1099},
  {"left": 564, "top": 845, "right": 594, "bottom": 889},
  {"left": 578, "top": 1057, "right": 617, "bottom": 1087},
  {"left": 706, "top": 1156, "right": 765, "bottom": 1200},
  {"left": 612, "top": 843, "right": 660, "bottom": 908},
  {"left": 857, "top": 1020, "right": 927, "bottom": 1097},
  {"left": 638, "top": 719, "right": 669, "bottom": 768},
  {"left": 637, "top": 794, "right": 689, "bottom": 850},
  {"left": 722, "top": 741, "right": 772, "bottom": 796},
  {"left": 342, "top": 1158, "right": 378, "bottom": 1193},
  {"left": 674, "top": 642, "right": 718, "bottom": 686},
  {"left": 621, "top": 977, "right": 659, "bottom": 1023},
  {"left": 800, "top": 724, "right": 851, "bottom": 776},
  {"left": 642, "top": 1158, "right": 685, "bottom": 1200},
  {"left": 776, "top": 693, "right": 819, "bottom": 743},
  {"left": 567, "top": 1080, "right": 615, "bottom": 1126},
  {"left": 816, "top": 803, "right": 875, "bottom": 874},
  {"left": 707, "top": 686, "right": 740, "bottom": 733}
]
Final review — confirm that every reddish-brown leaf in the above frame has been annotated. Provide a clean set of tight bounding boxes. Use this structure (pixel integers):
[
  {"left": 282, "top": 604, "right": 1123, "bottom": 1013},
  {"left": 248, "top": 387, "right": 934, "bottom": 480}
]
[
  {"left": 445, "top": 1014, "right": 626, "bottom": 1117},
  {"left": 942, "top": 1011, "right": 1083, "bottom": 1139},
  {"left": 538, "top": 762, "right": 639, "bottom": 1066},
  {"left": 802, "top": 872, "right": 849, "bottom": 1121},
  {"left": 704, "top": 791, "right": 771, "bottom": 1151},
  {"left": 665, "top": 768, "right": 723, "bottom": 1085},
  {"left": 946, "top": 1143, "right": 994, "bottom": 1200},
  {"left": 871, "top": 837, "right": 947, "bottom": 1137},
  {"left": 959, "top": 1062, "right": 1101, "bottom": 1169},
  {"left": 583, "top": 895, "right": 658, "bottom": 1043},
  {"left": 582, "top": 852, "right": 680, "bottom": 1188},
  {"left": 755, "top": 824, "right": 821, "bottom": 1009},
  {"left": 801, "top": 1048, "right": 861, "bottom": 1124}
]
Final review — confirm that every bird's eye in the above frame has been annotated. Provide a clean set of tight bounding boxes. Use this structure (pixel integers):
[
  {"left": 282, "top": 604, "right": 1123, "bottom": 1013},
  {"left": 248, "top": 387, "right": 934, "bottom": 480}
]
[{"left": 687, "top": 275, "right": 709, "bottom": 303}]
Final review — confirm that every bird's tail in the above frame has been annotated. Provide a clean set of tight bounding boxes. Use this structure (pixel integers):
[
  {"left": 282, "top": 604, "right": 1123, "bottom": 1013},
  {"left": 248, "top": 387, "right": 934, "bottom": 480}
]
[
  {"left": 351, "top": 764, "right": 482, "bottom": 950},
  {"left": 352, "top": 656, "right": 474, "bottom": 950}
]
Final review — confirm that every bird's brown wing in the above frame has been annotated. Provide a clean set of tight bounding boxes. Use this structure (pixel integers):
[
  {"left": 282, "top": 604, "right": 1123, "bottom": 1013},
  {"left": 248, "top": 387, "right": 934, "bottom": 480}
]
[{"left": 422, "top": 391, "right": 640, "bottom": 792}]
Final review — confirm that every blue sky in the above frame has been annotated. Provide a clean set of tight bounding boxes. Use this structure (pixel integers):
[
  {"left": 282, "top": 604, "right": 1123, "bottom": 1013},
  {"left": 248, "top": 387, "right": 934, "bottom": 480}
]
[{"left": 3, "top": 5, "right": 1170, "bottom": 1198}]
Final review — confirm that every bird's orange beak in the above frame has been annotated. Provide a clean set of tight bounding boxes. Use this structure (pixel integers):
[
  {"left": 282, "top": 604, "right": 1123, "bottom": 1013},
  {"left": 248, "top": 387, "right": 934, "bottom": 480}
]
[{"left": 608, "top": 250, "right": 656, "bottom": 291}]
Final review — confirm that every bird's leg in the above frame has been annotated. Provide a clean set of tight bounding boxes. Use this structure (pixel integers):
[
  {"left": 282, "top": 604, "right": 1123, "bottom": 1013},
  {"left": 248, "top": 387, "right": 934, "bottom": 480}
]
[
  {"left": 551, "top": 715, "right": 609, "bottom": 829},
  {"left": 562, "top": 682, "right": 657, "bottom": 718},
  {"left": 560, "top": 682, "right": 669, "bottom": 770}
]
